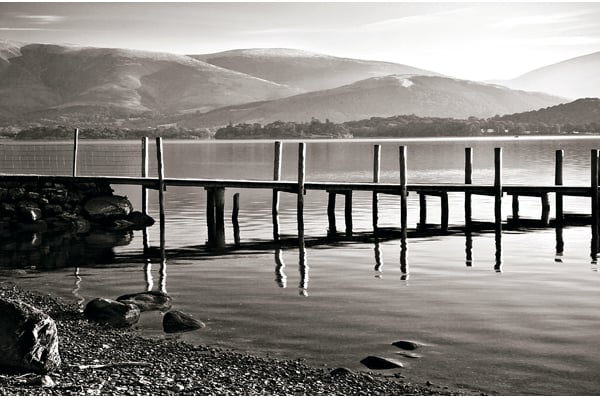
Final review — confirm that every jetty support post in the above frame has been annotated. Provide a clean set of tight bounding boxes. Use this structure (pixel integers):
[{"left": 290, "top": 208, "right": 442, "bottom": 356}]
[
  {"left": 72, "top": 128, "right": 79, "bottom": 177},
  {"left": 372, "top": 144, "right": 381, "bottom": 232},
  {"left": 541, "top": 193, "right": 550, "bottom": 225},
  {"left": 205, "top": 187, "right": 226, "bottom": 248},
  {"left": 156, "top": 137, "right": 165, "bottom": 252},
  {"left": 344, "top": 191, "right": 353, "bottom": 237},
  {"left": 297, "top": 142, "right": 306, "bottom": 247},
  {"left": 272, "top": 141, "right": 282, "bottom": 241},
  {"left": 233, "top": 193, "right": 240, "bottom": 246},
  {"left": 206, "top": 188, "right": 216, "bottom": 246},
  {"left": 399, "top": 146, "right": 408, "bottom": 240},
  {"left": 591, "top": 149, "right": 599, "bottom": 260},
  {"left": 494, "top": 148, "right": 503, "bottom": 232},
  {"left": 465, "top": 147, "right": 473, "bottom": 227},
  {"left": 419, "top": 193, "right": 427, "bottom": 229},
  {"left": 555, "top": 150, "right": 564, "bottom": 256},
  {"left": 141, "top": 137, "right": 149, "bottom": 215},
  {"left": 327, "top": 192, "right": 337, "bottom": 235}
]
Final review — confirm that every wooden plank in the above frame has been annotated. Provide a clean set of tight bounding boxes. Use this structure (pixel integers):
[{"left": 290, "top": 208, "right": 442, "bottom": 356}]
[
  {"left": 72, "top": 128, "right": 79, "bottom": 177},
  {"left": 273, "top": 141, "right": 282, "bottom": 241}
]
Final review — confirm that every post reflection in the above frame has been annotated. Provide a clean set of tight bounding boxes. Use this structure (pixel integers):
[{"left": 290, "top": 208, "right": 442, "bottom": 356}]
[
  {"left": 494, "top": 227, "right": 503, "bottom": 273},
  {"left": 299, "top": 242, "right": 309, "bottom": 297},
  {"left": 144, "top": 260, "right": 154, "bottom": 291},
  {"left": 374, "top": 240, "right": 383, "bottom": 278},
  {"left": 72, "top": 267, "right": 84, "bottom": 308},
  {"left": 465, "top": 228, "right": 473, "bottom": 267},
  {"left": 555, "top": 224, "right": 564, "bottom": 263},
  {"left": 274, "top": 248, "right": 287, "bottom": 288},
  {"left": 400, "top": 234, "right": 409, "bottom": 280}
]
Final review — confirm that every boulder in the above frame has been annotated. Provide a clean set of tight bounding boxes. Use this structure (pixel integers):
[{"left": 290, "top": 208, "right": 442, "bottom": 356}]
[
  {"left": 126, "top": 211, "right": 155, "bottom": 229},
  {"left": 17, "top": 201, "right": 43, "bottom": 223},
  {"left": 8, "top": 187, "right": 26, "bottom": 201},
  {"left": 0, "top": 298, "right": 61, "bottom": 374},
  {"left": 84, "top": 195, "right": 133, "bottom": 222},
  {"left": 0, "top": 202, "right": 16, "bottom": 216},
  {"left": 360, "top": 356, "right": 404, "bottom": 370},
  {"left": 391, "top": 340, "right": 421, "bottom": 350},
  {"left": 43, "top": 204, "right": 63, "bottom": 217},
  {"left": 117, "top": 291, "right": 172, "bottom": 312},
  {"left": 84, "top": 298, "right": 140, "bottom": 328},
  {"left": 163, "top": 310, "right": 205, "bottom": 333}
]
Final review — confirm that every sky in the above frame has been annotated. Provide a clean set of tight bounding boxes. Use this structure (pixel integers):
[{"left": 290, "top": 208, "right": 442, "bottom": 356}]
[{"left": 1, "top": 2, "right": 600, "bottom": 81}]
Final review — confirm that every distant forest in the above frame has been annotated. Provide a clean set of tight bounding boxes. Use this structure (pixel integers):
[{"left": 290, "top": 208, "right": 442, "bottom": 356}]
[{"left": 7, "top": 98, "right": 600, "bottom": 140}]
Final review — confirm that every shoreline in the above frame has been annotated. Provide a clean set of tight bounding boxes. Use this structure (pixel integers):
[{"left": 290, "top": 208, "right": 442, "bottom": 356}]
[{"left": 0, "top": 281, "right": 475, "bottom": 396}]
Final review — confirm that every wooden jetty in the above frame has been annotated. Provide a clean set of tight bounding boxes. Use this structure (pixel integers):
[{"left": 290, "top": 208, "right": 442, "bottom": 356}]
[{"left": 1, "top": 132, "right": 600, "bottom": 262}]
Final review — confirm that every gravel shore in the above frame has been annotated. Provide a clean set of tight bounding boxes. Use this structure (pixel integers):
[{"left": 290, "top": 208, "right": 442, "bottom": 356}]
[{"left": 0, "top": 282, "right": 473, "bottom": 395}]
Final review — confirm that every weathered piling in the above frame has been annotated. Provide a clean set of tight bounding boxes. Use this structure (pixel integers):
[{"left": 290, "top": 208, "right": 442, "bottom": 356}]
[
  {"left": 591, "top": 149, "right": 599, "bottom": 259},
  {"left": 372, "top": 144, "right": 381, "bottom": 232},
  {"left": 494, "top": 148, "right": 503, "bottom": 231},
  {"left": 156, "top": 137, "right": 165, "bottom": 252},
  {"left": 399, "top": 146, "right": 408, "bottom": 240},
  {"left": 465, "top": 147, "right": 473, "bottom": 227},
  {"left": 141, "top": 137, "right": 149, "bottom": 214},
  {"left": 214, "top": 188, "right": 226, "bottom": 246},
  {"left": 206, "top": 189, "right": 216, "bottom": 245},
  {"left": 555, "top": 149, "right": 564, "bottom": 256},
  {"left": 297, "top": 142, "right": 306, "bottom": 243},
  {"left": 72, "top": 128, "right": 79, "bottom": 177},
  {"left": 272, "top": 141, "right": 282, "bottom": 241},
  {"left": 232, "top": 193, "right": 240, "bottom": 246},
  {"left": 344, "top": 191, "right": 353, "bottom": 237},
  {"left": 327, "top": 192, "right": 336, "bottom": 235}
]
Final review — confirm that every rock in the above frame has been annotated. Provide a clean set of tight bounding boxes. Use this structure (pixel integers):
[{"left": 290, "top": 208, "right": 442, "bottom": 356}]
[
  {"left": 84, "top": 195, "right": 133, "bottom": 222},
  {"left": 17, "top": 201, "right": 42, "bottom": 223},
  {"left": 391, "top": 340, "right": 421, "bottom": 350},
  {"left": 0, "top": 202, "right": 16, "bottom": 216},
  {"left": 117, "top": 291, "right": 172, "bottom": 312},
  {"left": 42, "top": 204, "right": 63, "bottom": 217},
  {"left": 163, "top": 310, "right": 205, "bottom": 333},
  {"left": 84, "top": 298, "right": 140, "bottom": 328},
  {"left": 0, "top": 298, "right": 61, "bottom": 374},
  {"left": 360, "top": 356, "right": 403, "bottom": 370},
  {"left": 330, "top": 367, "right": 353, "bottom": 376},
  {"left": 26, "top": 375, "right": 56, "bottom": 387},
  {"left": 126, "top": 211, "right": 155, "bottom": 229},
  {"left": 8, "top": 187, "right": 26, "bottom": 201},
  {"left": 396, "top": 352, "right": 422, "bottom": 359},
  {"left": 26, "top": 192, "right": 41, "bottom": 201}
]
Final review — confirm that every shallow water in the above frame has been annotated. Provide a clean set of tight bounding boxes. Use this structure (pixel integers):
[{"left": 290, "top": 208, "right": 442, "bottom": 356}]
[{"left": 4, "top": 137, "right": 600, "bottom": 394}]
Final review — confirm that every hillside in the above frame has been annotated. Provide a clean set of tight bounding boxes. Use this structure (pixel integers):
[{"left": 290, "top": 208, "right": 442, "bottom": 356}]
[
  {"left": 176, "top": 74, "right": 565, "bottom": 128},
  {"left": 0, "top": 42, "right": 297, "bottom": 121},
  {"left": 496, "top": 97, "right": 600, "bottom": 125},
  {"left": 497, "top": 51, "right": 600, "bottom": 99},
  {"left": 191, "top": 48, "right": 440, "bottom": 92}
]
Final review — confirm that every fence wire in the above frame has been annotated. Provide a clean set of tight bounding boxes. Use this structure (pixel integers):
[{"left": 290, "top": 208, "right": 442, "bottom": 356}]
[{"left": 0, "top": 142, "right": 145, "bottom": 177}]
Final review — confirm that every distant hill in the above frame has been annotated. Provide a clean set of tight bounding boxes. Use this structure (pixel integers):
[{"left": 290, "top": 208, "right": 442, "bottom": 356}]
[
  {"left": 0, "top": 42, "right": 296, "bottom": 121},
  {"left": 496, "top": 97, "right": 600, "bottom": 125},
  {"left": 496, "top": 51, "right": 600, "bottom": 99},
  {"left": 176, "top": 74, "right": 565, "bottom": 128},
  {"left": 191, "top": 48, "right": 440, "bottom": 92}
]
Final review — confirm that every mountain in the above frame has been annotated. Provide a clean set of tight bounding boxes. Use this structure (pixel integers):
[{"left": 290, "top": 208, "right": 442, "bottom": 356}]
[
  {"left": 176, "top": 74, "right": 565, "bottom": 128},
  {"left": 0, "top": 42, "right": 297, "bottom": 121},
  {"left": 496, "top": 97, "right": 600, "bottom": 125},
  {"left": 191, "top": 48, "right": 440, "bottom": 92},
  {"left": 496, "top": 51, "right": 600, "bottom": 99}
]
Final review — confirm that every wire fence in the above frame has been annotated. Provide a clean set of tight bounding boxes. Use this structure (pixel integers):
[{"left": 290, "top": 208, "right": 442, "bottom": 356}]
[{"left": 0, "top": 141, "right": 146, "bottom": 177}]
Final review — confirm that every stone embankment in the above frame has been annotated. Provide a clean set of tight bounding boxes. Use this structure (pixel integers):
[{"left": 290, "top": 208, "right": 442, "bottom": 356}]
[{"left": 0, "top": 282, "right": 472, "bottom": 395}]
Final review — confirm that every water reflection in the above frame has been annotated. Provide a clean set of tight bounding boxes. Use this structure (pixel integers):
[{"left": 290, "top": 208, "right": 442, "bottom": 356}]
[
  {"left": 299, "top": 246, "right": 309, "bottom": 296},
  {"left": 374, "top": 241, "right": 383, "bottom": 278},
  {"left": 274, "top": 248, "right": 287, "bottom": 288},
  {"left": 72, "top": 267, "right": 84, "bottom": 308},
  {"left": 400, "top": 234, "right": 409, "bottom": 280},
  {"left": 465, "top": 229, "right": 473, "bottom": 267},
  {"left": 494, "top": 227, "right": 503, "bottom": 273}
]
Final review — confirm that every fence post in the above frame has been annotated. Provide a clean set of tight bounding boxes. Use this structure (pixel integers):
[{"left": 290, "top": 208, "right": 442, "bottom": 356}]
[{"left": 72, "top": 128, "right": 79, "bottom": 177}]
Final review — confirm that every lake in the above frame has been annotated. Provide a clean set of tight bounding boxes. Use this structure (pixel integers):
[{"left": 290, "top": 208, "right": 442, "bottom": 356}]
[{"left": 3, "top": 137, "right": 600, "bottom": 395}]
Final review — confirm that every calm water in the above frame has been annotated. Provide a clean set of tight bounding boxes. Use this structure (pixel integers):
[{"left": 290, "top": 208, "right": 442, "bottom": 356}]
[{"left": 3, "top": 137, "right": 600, "bottom": 395}]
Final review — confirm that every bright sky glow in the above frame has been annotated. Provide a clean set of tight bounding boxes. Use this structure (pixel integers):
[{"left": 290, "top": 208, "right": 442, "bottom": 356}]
[{"left": 1, "top": 2, "right": 599, "bottom": 81}]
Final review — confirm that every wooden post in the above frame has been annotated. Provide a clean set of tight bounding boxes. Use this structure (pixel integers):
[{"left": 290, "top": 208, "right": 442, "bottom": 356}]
[
  {"left": 541, "top": 193, "right": 550, "bottom": 225},
  {"left": 214, "top": 187, "right": 225, "bottom": 247},
  {"left": 494, "top": 148, "right": 502, "bottom": 231},
  {"left": 206, "top": 188, "right": 216, "bottom": 246},
  {"left": 327, "top": 192, "right": 337, "bottom": 235},
  {"left": 141, "top": 137, "right": 149, "bottom": 215},
  {"left": 344, "top": 191, "right": 353, "bottom": 237},
  {"left": 419, "top": 194, "right": 427, "bottom": 229},
  {"left": 399, "top": 146, "right": 407, "bottom": 240},
  {"left": 512, "top": 195, "right": 519, "bottom": 222},
  {"left": 232, "top": 193, "right": 240, "bottom": 246},
  {"left": 297, "top": 142, "right": 306, "bottom": 242},
  {"left": 372, "top": 144, "right": 381, "bottom": 232},
  {"left": 591, "top": 149, "right": 599, "bottom": 259},
  {"left": 156, "top": 137, "right": 165, "bottom": 252},
  {"left": 465, "top": 147, "right": 472, "bottom": 227},
  {"left": 555, "top": 149, "right": 564, "bottom": 256},
  {"left": 72, "top": 128, "right": 79, "bottom": 177},
  {"left": 441, "top": 192, "right": 449, "bottom": 231},
  {"left": 272, "top": 141, "right": 282, "bottom": 241}
]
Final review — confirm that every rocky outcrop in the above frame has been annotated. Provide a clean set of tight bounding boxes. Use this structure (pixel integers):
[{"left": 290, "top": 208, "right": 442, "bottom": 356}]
[
  {"left": 117, "top": 291, "right": 172, "bottom": 312},
  {"left": 163, "top": 310, "right": 205, "bottom": 333},
  {"left": 360, "top": 356, "right": 404, "bottom": 370},
  {"left": 83, "top": 195, "right": 133, "bottom": 222},
  {"left": 83, "top": 298, "right": 140, "bottom": 328},
  {"left": 0, "top": 298, "right": 61, "bottom": 374}
]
